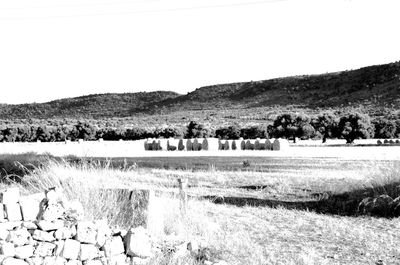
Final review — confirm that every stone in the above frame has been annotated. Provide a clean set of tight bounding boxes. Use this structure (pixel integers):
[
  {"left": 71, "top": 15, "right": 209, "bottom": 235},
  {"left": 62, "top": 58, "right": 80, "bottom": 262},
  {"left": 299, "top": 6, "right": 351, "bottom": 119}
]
[
  {"left": 76, "top": 221, "right": 97, "bottom": 245},
  {"left": 131, "top": 257, "right": 150, "bottom": 265},
  {"left": 37, "top": 219, "right": 65, "bottom": 231},
  {"left": 55, "top": 240, "right": 65, "bottom": 256},
  {"left": 14, "top": 245, "right": 34, "bottom": 259},
  {"left": 43, "top": 256, "right": 67, "bottom": 265},
  {"left": 22, "top": 221, "right": 38, "bottom": 230},
  {"left": 102, "top": 236, "right": 124, "bottom": 257},
  {"left": 32, "top": 229, "right": 55, "bottom": 242},
  {"left": 40, "top": 204, "right": 65, "bottom": 221},
  {"left": 64, "top": 200, "right": 84, "bottom": 222},
  {"left": 80, "top": 244, "right": 99, "bottom": 261},
  {"left": 34, "top": 242, "right": 56, "bottom": 257},
  {"left": 8, "top": 227, "right": 31, "bottom": 246},
  {"left": 2, "top": 257, "right": 29, "bottom": 265},
  {"left": 0, "top": 203, "right": 5, "bottom": 222},
  {"left": 25, "top": 257, "right": 44, "bottom": 265},
  {"left": 0, "top": 242, "right": 15, "bottom": 257},
  {"left": 0, "top": 188, "right": 20, "bottom": 204},
  {"left": 109, "top": 254, "right": 128, "bottom": 265},
  {"left": 124, "top": 227, "right": 152, "bottom": 258},
  {"left": 4, "top": 203, "right": 22, "bottom": 221},
  {"left": 20, "top": 198, "right": 41, "bottom": 221},
  {"left": 60, "top": 239, "right": 81, "bottom": 260},
  {"left": 45, "top": 188, "right": 66, "bottom": 205},
  {"left": 54, "top": 225, "right": 77, "bottom": 240},
  {"left": 66, "top": 261, "right": 83, "bottom": 265},
  {"left": 95, "top": 220, "right": 112, "bottom": 248},
  {"left": 84, "top": 260, "right": 103, "bottom": 265},
  {"left": 0, "top": 221, "right": 22, "bottom": 231},
  {"left": 0, "top": 228, "right": 9, "bottom": 240}
]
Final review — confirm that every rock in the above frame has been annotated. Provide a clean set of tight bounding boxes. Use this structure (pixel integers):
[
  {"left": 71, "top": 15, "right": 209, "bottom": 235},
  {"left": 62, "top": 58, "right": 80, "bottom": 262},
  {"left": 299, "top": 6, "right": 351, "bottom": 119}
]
[
  {"left": 14, "top": 245, "right": 34, "bottom": 259},
  {"left": 64, "top": 200, "right": 84, "bottom": 222},
  {"left": 0, "top": 242, "right": 15, "bottom": 257},
  {"left": 8, "top": 227, "right": 31, "bottom": 246},
  {"left": 2, "top": 257, "right": 29, "bottom": 265},
  {"left": 20, "top": 198, "right": 42, "bottom": 221},
  {"left": 95, "top": 220, "right": 112, "bottom": 248},
  {"left": 40, "top": 203, "right": 65, "bottom": 221},
  {"left": 22, "top": 221, "right": 38, "bottom": 230},
  {"left": 43, "top": 256, "right": 67, "bottom": 265},
  {"left": 131, "top": 257, "right": 150, "bottom": 265},
  {"left": 358, "top": 197, "right": 374, "bottom": 214},
  {"left": 34, "top": 242, "right": 56, "bottom": 257},
  {"left": 60, "top": 239, "right": 81, "bottom": 260},
  {"left": 37, "top": 220, "right": 65, "bottom": 231},
  {"left": 66, "top": 260, "right": 83, "bottom": 265},
  {"left": 45, "top": 188, "right": 66, "bottom": 206},
  {"left": 55, "top": 240, "right": 65, "bottom": 256},
  {"left": 32, "top": 229, "right": 56, "bottom": 242},
  {"left": 109, "top": 254, "right": 128, "bottom": 265},
  {"left": 76, "top": 221, "right": 97, "bottom": 245},
  {"left": 0, "top": 203, "right": 5, "bottom": 222},
  {"left": 372, "top": 195, "right": 393, "bottom": 216},
  {"left": 4, "top": 203, "right": 22, "bottom": 221},
  {"left": 26, "top": 257, "right": 44, "bottom": 265},
  {"left": 54, "top": 225, "right": 77, "bottom": 240},
  {"left": 102, "top": 236, "right": 124, "bottom": 257},
  {"left": 80, "top": 244, "right": 99, "bottom": 261},
  {"left": 1, "top": 187, "right": 20, "bottom": 204},
  {"left": 0, "top": 221, "right": 22, "bottom": 231},
  {"left": 124, "top": 227, "right": 152, "bottom": 258},
  {"left": 0, "top": 228, "right": 9, "bottom": 240},
  {"left": 84, "top": 260, "right": 103, "bottom": 265}
]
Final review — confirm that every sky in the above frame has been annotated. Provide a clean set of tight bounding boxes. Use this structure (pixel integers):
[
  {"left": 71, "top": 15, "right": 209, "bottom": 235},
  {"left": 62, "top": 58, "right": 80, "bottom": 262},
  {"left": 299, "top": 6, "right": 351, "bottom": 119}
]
[{"left": 0, "top": 0, "right": 400, "bottom": 104}]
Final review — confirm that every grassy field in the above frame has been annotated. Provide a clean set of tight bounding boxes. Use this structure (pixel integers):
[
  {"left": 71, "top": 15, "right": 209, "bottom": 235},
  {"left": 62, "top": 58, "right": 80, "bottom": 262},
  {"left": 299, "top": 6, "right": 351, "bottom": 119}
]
[{"left": 1, "top": 153, "right": 400, "bottom": 264}]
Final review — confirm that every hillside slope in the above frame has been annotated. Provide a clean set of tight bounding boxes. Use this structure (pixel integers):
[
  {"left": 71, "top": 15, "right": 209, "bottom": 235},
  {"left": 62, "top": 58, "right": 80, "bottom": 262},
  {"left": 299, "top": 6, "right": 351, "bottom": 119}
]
[{"left": 1, "top": 61, "right": 399, "bottom": 119}]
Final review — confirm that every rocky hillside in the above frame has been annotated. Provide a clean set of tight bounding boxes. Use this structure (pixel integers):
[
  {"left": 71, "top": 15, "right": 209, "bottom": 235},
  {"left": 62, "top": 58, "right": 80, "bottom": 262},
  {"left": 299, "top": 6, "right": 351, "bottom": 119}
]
[{"left": 1, "top": 61, "right": 399, "bottom": 119}]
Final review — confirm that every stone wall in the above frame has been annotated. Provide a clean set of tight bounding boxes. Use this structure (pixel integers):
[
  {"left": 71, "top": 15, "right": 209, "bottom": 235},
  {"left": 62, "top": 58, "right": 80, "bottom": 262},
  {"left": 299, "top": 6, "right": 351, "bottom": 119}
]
[{"left": 0, "top": 187, "right": 153, "bottom": 265}]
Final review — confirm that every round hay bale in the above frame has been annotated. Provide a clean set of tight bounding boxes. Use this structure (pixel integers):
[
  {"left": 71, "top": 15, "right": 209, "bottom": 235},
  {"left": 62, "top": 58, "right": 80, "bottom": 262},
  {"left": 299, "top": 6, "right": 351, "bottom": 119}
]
[
  {"left": 202, "top": 138, "right": 209, "bottom": 150},
  {"left": 218, "top": 140, "right": 223, "bottom": 150},
  {"left": 377, "top": 140, "right": 382, "bottom": 146},
  {"left": 254, "top": 139, "right": 261, "bottom": 150},
  {"left": 384, "top": 139, "right": 389, "bottom": 144},
  {"left": 193, "top": 138, "right": 202, "bottom": 151},
  {"left": 231, "top": 140, "right": 237, "bottom": 150},
  {"left": 265, "top": 139, "right": 273, "bottom": 150},
  {"left": 223, "top": 140, "right": 230, "bottom": 150},
  {"left": 167, "top": 139, "right": 178, "bottom": 151},
  {"left": 389, "top": 139, "right": 394, "bottom": 144},
  {"left": 396, "top": 139, "right": 400, "bottom": 144},
  {"left": 178, "top": 139, "right": 185, "bottom": 151},
  {"left": 240, "top": 140, "right": 245, "bottom": 150},
  {"left": 272, "top": 138, "right": 290, "bottom": 151},
  {"left": 186, "top": 139, "right": 193, "bottom": 151}
]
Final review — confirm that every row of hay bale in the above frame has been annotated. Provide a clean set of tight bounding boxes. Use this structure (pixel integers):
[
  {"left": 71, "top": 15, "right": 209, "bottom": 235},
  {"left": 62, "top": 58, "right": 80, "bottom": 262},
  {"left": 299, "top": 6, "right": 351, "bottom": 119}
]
[
  {"left": 377, "top": 139, "right": 400, "bottom": 146},
  {"left": 144, "top": 138, "right": 289, "bottom": 151}
]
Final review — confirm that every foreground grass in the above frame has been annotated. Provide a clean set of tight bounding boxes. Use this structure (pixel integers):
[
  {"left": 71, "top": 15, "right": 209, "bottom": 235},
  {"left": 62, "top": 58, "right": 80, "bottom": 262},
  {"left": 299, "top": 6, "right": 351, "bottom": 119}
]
[{"left": 2, "top": 157, "right": 400, "bottom": 264}]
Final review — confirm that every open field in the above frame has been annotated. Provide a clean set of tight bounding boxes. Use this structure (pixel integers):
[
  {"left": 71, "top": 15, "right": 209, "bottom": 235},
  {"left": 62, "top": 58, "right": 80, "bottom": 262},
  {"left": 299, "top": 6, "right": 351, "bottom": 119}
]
[{"left": 0, "top": 151, "right": 399, "bottom": 264}]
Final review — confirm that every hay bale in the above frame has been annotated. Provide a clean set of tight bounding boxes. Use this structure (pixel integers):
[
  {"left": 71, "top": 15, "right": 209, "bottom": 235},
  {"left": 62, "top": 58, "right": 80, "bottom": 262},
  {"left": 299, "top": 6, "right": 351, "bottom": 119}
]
[
  {"left": 167, "top": 138, "right": 178, "bottom": 151},
  {"left": 272, "top": 138, "right": 290, "bottom": 151},
  {"left": 254, "top": 138, "right": 261, "bottom": 150},
  {"left": 231, "top": 140, "right": 237, "bottom": 150},
  {"left": 239, "top": 139, "right": 245, "bottom": 150},
  {"left": 218, "top": 140, "right": 223, "bottom": 150},
  {"left": 384, "top": 139, "right": 389, "bottom": 144},
  {"left": 193, "top": 138, "right": 202, "bottom": 151},
  {"left": 389, "top": 139, "right": 394, "bottom": 144},
  {"left": 204, "top": 138, "right": 219, "bottom": 151},
  {"left": 178, "top": 139, "right": 185, "bottom": 151},
  {"left": 223, "top": 140, "right": 230, "bottom": 150},
  {"left": 159, "top": 139, "right": 168, "bottom": 151},
  {"left": 396, "top": 139, "right": 400, "bottom": 144},
  {"left": 265, "top": 139, "right": 273, "bottom": 150},
  {"left": 245, "top": 140, "right": 255, "bottom": 150},
  {"left": 377, "top": 140, "right": 382, "bottom": 145},
  {"left": 186, "top": 139, "right": 193, "bottom": 151}
]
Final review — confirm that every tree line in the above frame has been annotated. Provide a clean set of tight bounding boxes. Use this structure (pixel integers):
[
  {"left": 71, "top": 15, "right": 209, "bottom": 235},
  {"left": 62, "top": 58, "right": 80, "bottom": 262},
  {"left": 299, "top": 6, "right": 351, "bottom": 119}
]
[{"left": 0, "top": 112, "right": 399, "bottom": 143}]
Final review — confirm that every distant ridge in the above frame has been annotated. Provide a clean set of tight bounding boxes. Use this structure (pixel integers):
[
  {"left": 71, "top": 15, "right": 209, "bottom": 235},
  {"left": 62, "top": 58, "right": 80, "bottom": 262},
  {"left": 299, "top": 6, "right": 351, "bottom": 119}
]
[{"left": 1, "top": 61, "right": 399, "bottom": 119}]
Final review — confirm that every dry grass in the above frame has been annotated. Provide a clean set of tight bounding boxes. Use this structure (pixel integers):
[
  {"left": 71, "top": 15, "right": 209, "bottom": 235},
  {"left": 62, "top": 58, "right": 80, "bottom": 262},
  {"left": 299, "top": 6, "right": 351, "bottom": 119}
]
[{"left": 2, "top": 157, "right": 400, "bottom": 264}]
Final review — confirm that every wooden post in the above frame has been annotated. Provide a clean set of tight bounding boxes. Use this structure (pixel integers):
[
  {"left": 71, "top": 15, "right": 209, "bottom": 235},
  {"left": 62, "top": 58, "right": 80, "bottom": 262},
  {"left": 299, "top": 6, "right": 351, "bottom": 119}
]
[{"left": 177, "top": 178, "right": 188, "bottom": 216}]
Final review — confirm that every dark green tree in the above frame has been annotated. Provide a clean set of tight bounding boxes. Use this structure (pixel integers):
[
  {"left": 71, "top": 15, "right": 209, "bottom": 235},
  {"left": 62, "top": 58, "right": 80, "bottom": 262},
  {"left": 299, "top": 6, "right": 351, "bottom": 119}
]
[{"left": 338, "top": 113, "right": 374, "bottom": 143}]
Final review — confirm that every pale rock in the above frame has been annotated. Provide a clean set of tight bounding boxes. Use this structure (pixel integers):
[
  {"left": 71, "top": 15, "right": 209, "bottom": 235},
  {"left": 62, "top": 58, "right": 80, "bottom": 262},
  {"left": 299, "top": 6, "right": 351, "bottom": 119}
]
[
  {"left": 102, "top": 236, "right": 124, "bottom": 257},
  {"left": 83, "top": 260, "right": 103, "bottom": 265},
  {"left": 76, "top": 221, "right": 97, "bottom": 245},
  {"left": 40, "top": 204, "right": 65, "bottom": 221},
  {"left": 55, "top": 240, "right": 65, "bottom": 256},
  {"left": 0, "top": 242, "right": 15, "bottom": 257},
  {"left": 79, "top": 244, "right": 99, "bottom": 261},
  {"left": 22, "top": 221, "right": 38, "bottom": 230},
  {"left": 37, "top": 219, "right": 64, "bottom": 231},
  {"left": 14, "top": 245, "right": 34, "bottom": 259},
  {"left": 109, "top": 254, "right": 128, "bottom": 265},
  {"left": 131, "top": 257, "right": 150, "bottom": 265},
  {"left": 8, "top": 227, "right": 31, "bottom": 246},
  {"left": 60, "top": 239, "right": 80, "bottom": 260},
  {"left": 32, "top": 229, "right": 55, "bottom": 242},
  {"left": 0, "top": 228, "right": 9, "bottom": 240},
  {"left": 54, "top": 225, "right": 76, "bottom": 240},
  {"left": 45, "top": 188, "right": 66, "bottom": 205},
  {"left": 0, "top": 187, "right": 20, "bottom": 204},
  {"left": 0, "top": 203, "right": 5, "bottom": 222},
  {"left": 64, "top": 200, "right": 84, "bottom": 222},
  {"left": 124, "top": 227, "right": 152, "bottom": 258},
  {"left": 0, "top": 221, "right": 22, "bottom": 231},
  {"left": 34, "top": 242, "right": 56, "bottom": 257},
  {"left": 4, "top": 203, "right": 22, "bottom": 221},
  {"left": 2, "top": 257, "right": 29, "bottom": 265},
  {"left": 95, "top": 220, "right": 111, "bottom": 248},
  {"left": 43, "top": 256, "right": 67, "bottom": 265},
  {"left": 25, "top": 257, "right": 44, "bottom": 265},
  {"left": 20, "top": 198, "right": 41, "bottom": 221}
]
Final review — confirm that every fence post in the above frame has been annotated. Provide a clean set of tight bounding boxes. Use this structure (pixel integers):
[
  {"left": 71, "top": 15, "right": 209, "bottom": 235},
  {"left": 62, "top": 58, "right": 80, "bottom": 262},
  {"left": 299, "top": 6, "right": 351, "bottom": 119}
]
[{"left": 177, "top": 178, "right": 188, "bottom": 216}]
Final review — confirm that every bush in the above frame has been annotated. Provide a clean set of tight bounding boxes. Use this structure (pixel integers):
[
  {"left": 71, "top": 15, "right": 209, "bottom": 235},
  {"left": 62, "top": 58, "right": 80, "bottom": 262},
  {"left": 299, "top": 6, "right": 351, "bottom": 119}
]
[
  {"left": 338, "top": 113, "right": 375, "bottom": 143},
  {"left": 373, "top": 118, "right": 397, "bottom": 139}
]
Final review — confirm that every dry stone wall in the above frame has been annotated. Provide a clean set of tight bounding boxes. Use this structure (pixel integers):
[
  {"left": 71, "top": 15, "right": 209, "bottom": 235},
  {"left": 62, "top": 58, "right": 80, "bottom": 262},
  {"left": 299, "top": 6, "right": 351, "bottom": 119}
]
[{"left": 0, "top": 187, "right": 153, "bottom": 265}]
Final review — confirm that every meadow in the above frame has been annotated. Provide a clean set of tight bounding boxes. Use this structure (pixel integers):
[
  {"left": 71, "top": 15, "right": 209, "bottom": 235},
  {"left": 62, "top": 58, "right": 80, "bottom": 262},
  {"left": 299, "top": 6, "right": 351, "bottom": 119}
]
[{"left": 1, "top": 149, "right": 400, "bottom": 264}]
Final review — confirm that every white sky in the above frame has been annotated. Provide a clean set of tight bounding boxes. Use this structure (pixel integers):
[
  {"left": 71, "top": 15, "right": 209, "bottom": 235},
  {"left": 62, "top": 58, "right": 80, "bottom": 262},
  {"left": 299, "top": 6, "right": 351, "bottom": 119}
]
[{"left": 0, "top": 0, "right": 399, "bottom": 104}]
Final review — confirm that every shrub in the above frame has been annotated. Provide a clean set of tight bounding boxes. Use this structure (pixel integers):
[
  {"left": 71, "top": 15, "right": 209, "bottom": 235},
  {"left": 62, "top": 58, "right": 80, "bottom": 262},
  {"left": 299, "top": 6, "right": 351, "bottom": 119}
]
[
  {"left": 215, "top": 125, "right": 241, "bottom": 140},
  {"left": 311, "top": 112, "right": 339, "bottom": 143},
  {"left": 373, "top": 118, "right": 397, "bottom": 139},
  {"left": 338, "top": 113, "right": 375, "bottom": 143},
  {"left": 185, "top": 121, "right": 211, "bottom": 138}
]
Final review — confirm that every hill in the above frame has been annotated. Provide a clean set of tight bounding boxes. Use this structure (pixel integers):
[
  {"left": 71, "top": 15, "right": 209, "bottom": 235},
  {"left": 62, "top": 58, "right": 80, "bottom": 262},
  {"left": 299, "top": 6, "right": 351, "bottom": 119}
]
[{"left": 1, "top": 61, "right": 399, "bottom": 119}]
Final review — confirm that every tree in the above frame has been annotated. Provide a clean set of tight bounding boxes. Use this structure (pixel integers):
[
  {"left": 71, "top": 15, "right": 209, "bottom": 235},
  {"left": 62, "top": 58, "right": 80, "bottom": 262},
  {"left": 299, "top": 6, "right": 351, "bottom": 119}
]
[
  {"left": 311, "top": 112, "right": 339, "bottom": 143},
  {"left": 215, "top": 125, "right": 241, "bottom": 139},
  {"left": 372, "top": 118, "right": 396, "bottom": 139},
  {"left": 272, "top": 113, "right": 313, "bottom": 142},
  {"left": 185, "top": 121, "right": 211, "bottom": 138},
  {"left": 338, "top": 113, "right": 374, "bottom": 143},
  {"left": 240, "top": 125, "right": 268, "bottom": 139}
]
